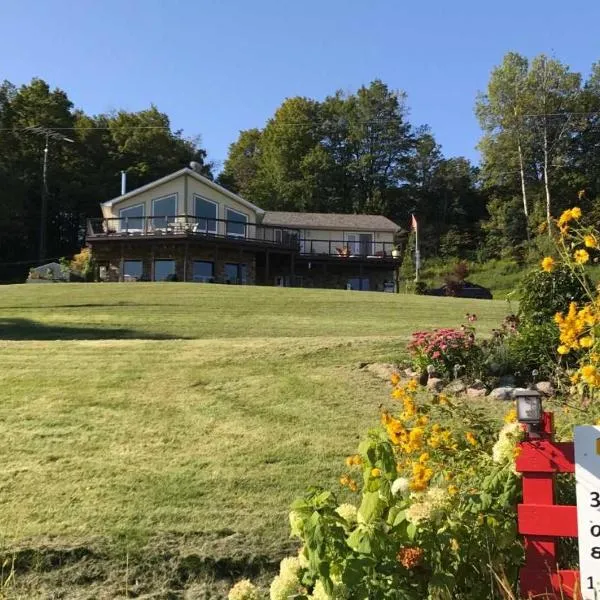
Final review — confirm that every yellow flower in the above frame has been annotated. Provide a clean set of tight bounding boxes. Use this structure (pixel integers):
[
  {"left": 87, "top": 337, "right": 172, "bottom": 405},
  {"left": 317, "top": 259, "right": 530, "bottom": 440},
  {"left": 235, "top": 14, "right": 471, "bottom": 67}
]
[
  {"left": 418, "top": 452, "right": 430, "bottom": 464},
  {"left": 391, "top": 373, "right": 400, "bottom": 386},
  {"left": 438, "top": 393, "right": 449, "bottom": 406},
  {"left": 392, "top": 387, "right": 405, "bottom": 400},
  {"left": 448, "top": 485, "right": 459, "bottom": 496},
  {"left": 416, "top": 415, "right": 429, "bottom": 427},
  {"left": 580, "top": 364, "right": 600, "bottom": 387},
  {"left": 571, "top": 206, "right": 582, "bottom": 219},
  {"left": 574, "top": 249, "right": 590, "bottom": 264},
  {"left": 504, "top": 408, "right": 517, "bottom": 424},
  {"left": 557, "top": 344, "right": 570, "bottom": 355},
  {"left": 580, "top": 336, "right": 594, "bottom": 348},
  {"left": 465, "top": 432, "right": 478, "bottom": 447},
  {"left": 406, "top": 378, "right": 418, "bottom": 392},
  {"left": 541, "top": 256, "right": 555, "bottom": 272},
  {"left": 371, "top": 468, "right": 381, "bottom": 477},
  {"left": 584, "top": 234, "right": 598, "bottom": 249}
]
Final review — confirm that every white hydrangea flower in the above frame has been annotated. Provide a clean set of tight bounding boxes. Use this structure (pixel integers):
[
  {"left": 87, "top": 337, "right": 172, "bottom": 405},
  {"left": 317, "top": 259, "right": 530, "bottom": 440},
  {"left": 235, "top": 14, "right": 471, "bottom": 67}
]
[
  {"left": 309, "top": 577, "right": 349, "bottom": 600},
  {"left": 391, "top": 477, "right": 410, "bottom": 496},
  {"left": 406, "top": 501, "right": 433, "bottom": 525},
  {"left": 492, "top": 422, "right": 523, "bottom": 466},
  {"left": 335, "top": 503, "right": 357, "bottom": 525},
  {"left": 229, "top": 579, "right": 260, "bottom": 600},
  {"left": 270, "top": 556, "right": 302, "bottom": 600},
  {"left": 310, "top": 580, "right": 330, "bottom": 600},
  {"left": 425, "top": 486, "right": 447, "bottom": 510}
]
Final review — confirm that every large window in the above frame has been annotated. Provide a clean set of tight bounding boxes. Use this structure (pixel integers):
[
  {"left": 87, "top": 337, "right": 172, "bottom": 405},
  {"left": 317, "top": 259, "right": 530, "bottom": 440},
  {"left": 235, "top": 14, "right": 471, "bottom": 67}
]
[
  {"left": 154, "top": 259, "right": 176, "bottom": 281},
  {"left": 122, "top": 260, "right": 143, "bottom": 281},
  {"left": 194, "top": 196, "right": 218, "bottom": 234},
  {"left": 152, "top": 195, "right": 177, "bottom": 229},
  {"left": 119, "top": 203, "right": 144, "bottom": 231},
  {"left": 224, "top": 263, "right": 247, "bottom": 284},
  {"left": 192, "top": 261, "right": 214, "bottom": 282},
  {"left": 226, "top": 208, "right": 248, "bottom": 238}
]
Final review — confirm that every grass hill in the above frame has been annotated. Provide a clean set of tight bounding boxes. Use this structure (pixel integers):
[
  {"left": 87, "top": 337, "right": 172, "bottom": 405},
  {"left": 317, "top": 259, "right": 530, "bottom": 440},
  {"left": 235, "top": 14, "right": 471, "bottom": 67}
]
[{"left": 0, "top": 284, "right": 510, "bottom": 598}]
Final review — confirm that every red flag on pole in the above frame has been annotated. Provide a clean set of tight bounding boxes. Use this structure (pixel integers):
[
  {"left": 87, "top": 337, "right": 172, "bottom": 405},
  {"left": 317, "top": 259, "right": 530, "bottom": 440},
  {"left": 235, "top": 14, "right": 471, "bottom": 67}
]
[{"left": 411, "top": 214, "right": 418, "bottom": 231}]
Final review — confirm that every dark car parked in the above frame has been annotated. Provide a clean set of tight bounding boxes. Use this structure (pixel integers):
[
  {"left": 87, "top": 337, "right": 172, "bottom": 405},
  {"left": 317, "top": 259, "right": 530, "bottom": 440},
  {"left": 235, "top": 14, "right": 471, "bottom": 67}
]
[{"left": 425, "top": 280, "right": 493, "bottom": 300}]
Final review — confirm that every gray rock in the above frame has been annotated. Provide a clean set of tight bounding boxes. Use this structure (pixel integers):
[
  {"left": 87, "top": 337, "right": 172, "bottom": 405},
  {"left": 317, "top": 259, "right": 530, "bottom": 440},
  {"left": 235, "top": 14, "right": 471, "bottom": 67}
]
[
  {"left": 466, "top": 386, "right": 487, "bottom": 398},
  {"left": 404, "top": 367, "right": 419, "bottom": 378},
  {"left": 498, "top": 374, "right": 517, "bottom": 387},
  {"left": 469, "top": 379, "right": 487, "bottom": 390},
  {"left": 489, "top": 387, "right": 516, "bottom": 400},
  {"left": 426, "top": 377, "right": 445, "bottom": 393},
  {"left": 444, "top": 379, "right": 467, "bottom": 395},
  {"left": 366, "top": 363, "right": 398, "bottom": 381},
  {"left": 535, "top": 381, "right": 555, "bottom": 397}
]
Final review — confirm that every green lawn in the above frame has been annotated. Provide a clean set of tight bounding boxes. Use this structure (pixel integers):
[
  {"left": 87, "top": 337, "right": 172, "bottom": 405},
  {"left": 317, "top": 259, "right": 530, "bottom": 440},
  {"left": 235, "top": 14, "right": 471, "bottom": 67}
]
[{"left": 0, "top": 284, "right": 510, "bottom": 598}]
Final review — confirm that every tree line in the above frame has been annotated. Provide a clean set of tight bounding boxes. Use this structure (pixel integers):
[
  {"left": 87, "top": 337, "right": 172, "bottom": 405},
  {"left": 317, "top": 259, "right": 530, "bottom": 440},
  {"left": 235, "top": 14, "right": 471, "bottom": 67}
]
[
  {"left": 1, "top": 52, "right": 599, "bottom": 281},
  {"left": 0, "top": 79, "right": 211, "bottom": 280}
]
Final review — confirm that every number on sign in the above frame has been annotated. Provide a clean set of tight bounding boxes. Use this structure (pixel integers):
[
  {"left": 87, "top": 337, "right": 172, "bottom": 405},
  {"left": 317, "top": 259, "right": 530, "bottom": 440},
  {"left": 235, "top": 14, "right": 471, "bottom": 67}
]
[
  {"left": 591, "top": 491, "right": 600, "bottom": 507},
  {"left": 592, "top": 547, "right": 600, "bottom": 559},
  {"left": 589, "top": 575, "right": 595, "bottom": 590},
  {"left": 592, "top": 524, "right": 600, "bottom": 537}
]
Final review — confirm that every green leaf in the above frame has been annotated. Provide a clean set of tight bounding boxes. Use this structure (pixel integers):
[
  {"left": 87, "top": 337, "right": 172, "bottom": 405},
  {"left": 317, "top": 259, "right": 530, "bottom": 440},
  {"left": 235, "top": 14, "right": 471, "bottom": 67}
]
[
  {"left": 346, "top": 525, "right": 372, "bottom": 554},
  {"left": 407, "top": 522, "right": 417, "bottom": 540},
  {"left": 358, "top": 491, "right": 383, "bottom": 524}
]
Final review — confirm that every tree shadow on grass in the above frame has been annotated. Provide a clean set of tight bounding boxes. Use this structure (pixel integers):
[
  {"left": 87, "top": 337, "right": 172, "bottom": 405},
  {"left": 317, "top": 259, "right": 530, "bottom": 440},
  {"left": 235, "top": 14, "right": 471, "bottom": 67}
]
[{"left": 0, "top": 318, "right": 186, "bottom": 340}]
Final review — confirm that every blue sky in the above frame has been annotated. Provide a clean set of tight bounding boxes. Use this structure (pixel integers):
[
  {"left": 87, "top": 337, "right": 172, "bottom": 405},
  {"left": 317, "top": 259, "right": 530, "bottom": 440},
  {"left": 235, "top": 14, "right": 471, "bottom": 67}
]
[{"left": 2, "top": 0, "right": 599, "bottom": 170}]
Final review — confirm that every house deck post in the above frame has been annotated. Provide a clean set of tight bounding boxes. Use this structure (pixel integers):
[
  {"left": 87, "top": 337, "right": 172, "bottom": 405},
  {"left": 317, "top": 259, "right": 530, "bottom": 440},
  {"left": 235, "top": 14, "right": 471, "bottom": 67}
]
[{"left": 265, "top": 250, "right": 270, "bottom": 286}]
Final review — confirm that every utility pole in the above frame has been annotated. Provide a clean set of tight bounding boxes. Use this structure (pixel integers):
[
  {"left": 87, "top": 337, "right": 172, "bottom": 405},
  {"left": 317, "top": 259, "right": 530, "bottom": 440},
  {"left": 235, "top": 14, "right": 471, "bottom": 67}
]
[{"left": 25, "top": 126, "right": 74, "bottom": 262}]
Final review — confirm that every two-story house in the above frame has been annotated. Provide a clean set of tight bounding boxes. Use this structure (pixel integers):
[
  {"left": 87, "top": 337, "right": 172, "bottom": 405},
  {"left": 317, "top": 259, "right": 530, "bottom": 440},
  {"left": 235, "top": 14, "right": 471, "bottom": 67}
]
[{"left": 87, "top": 165, "right": 403, "bottom": 291}]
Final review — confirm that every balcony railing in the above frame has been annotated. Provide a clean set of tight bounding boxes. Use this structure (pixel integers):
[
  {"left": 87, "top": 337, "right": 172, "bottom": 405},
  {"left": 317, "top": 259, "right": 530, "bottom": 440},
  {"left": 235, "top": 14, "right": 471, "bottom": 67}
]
[
  {"left": 86, "top": 216, "right": 401, "bottom": 259},
  {"left": 87, "top": 215, "right": 300, "bottom": 249},
  {"left": 298, "top": 239, "right": 399, "bottom": 259}
]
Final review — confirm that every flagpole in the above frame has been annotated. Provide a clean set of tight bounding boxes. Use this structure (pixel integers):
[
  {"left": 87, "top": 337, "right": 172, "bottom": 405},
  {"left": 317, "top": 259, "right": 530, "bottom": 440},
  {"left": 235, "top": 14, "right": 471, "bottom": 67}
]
[{"left": 413, "top": 214, "right": 420, "bottom": 283}]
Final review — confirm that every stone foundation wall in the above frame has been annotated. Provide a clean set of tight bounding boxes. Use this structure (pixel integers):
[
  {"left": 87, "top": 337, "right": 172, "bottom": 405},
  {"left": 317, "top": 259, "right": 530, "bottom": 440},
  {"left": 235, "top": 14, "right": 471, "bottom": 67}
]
[{"left": 91, "top": 241, "right": 256, "bottom": 284}]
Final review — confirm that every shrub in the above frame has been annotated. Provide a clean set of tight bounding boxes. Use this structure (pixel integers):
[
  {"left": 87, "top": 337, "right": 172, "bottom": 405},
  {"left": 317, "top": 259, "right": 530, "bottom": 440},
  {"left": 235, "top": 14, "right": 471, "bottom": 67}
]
[
  {"left": 407, "top": 326, "right": 482, "bottom": 379},
  {"left": 504, "top": 321, "right": 561, "bottom": 381},
  {"left": 518, "top": 265, "right": 589, "bottom": 325},
  {"left": 281, "top": 384, "right": 523, "bottom": 600}
]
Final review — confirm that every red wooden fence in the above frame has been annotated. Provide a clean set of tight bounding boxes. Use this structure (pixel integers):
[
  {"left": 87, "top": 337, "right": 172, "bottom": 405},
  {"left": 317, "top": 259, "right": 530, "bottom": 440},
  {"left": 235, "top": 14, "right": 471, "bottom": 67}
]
[{"left": 516, "top": 411, "right": 581, "bottom": 599}]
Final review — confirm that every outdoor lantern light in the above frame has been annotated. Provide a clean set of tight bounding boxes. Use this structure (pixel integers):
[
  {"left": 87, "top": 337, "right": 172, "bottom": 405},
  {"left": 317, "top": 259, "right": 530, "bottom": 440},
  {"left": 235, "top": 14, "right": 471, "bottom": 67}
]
[{"left": 515, "top": 389, "right": 543, "bottom": 427}]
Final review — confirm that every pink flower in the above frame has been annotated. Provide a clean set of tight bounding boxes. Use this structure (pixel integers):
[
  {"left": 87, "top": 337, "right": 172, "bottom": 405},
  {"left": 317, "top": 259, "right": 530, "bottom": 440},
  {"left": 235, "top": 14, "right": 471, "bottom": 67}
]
[{"left": 432, "top": 351, "right": 441, "bottom": 359}]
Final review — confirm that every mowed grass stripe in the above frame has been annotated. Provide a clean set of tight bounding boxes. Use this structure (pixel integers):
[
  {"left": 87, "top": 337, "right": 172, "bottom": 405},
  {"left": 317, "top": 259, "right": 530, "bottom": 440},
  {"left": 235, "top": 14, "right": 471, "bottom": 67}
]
[
  {"left": 0, "top": 284, "right": 510, "bottom": 563},
  {"left": 0, "top": 283, "right": 510, "bottom": 339}
]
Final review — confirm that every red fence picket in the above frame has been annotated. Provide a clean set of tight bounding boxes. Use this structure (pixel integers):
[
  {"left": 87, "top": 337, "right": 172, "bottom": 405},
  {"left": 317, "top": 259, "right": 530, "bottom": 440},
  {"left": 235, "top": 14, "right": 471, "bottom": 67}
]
[{"left": 516, "top": 412, "right": 581, "bottom": 599}]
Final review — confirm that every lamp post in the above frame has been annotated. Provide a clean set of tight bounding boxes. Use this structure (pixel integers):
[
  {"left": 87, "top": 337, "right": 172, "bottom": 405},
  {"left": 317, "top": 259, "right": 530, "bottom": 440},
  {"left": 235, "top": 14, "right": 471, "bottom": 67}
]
[
  {"left": 25, "top": 126, "right": 74, "bottom": 262},
  {"left": 515, "top": 389, "right": 543, "bottom": 436}
]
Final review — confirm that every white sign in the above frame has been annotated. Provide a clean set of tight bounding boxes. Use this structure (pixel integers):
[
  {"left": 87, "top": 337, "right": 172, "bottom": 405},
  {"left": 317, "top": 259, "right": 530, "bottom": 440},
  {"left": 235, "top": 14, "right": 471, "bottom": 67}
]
[{"left": 575, "top": 426, "right": 600, "bottom": 599}]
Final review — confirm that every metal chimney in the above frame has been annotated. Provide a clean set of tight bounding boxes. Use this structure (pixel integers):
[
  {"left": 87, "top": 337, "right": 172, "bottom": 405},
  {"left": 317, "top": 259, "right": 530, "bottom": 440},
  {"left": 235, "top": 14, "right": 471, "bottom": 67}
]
[
  {"left": 189, "top": 161, "right": 203, "bottom": 174},
  {"left": 121, "top": 171, "right": 127, "bottom": 195}
]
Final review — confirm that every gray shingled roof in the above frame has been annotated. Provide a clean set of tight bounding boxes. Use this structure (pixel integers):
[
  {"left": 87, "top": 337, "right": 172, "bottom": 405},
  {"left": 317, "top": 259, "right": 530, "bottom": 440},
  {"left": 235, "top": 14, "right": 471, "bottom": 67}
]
[{"left": 262, "top": 211, "right": 400, "bottom": 232}]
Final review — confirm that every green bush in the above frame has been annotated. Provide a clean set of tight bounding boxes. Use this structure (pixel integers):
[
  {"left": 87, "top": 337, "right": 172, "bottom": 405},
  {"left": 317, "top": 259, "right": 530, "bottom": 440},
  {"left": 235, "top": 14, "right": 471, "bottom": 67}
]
[
  {"left": 505, "top": 322, "right": 561, "bottom": 381},
  {"left": 518, "top": 266, "right": 590, "bottom": 325}
]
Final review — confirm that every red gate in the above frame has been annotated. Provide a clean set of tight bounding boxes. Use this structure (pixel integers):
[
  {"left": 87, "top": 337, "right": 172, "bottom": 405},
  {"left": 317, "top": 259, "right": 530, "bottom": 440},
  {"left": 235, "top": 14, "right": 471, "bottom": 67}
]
[{"left": 516, "top": 412, "right": 581, "bottom": 599}]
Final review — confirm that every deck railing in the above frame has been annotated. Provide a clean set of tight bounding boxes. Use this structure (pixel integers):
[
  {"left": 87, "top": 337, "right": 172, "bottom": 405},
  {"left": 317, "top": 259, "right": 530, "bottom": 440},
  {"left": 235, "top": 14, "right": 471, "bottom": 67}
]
[
  {"left": 87, "top": 215, "right": 300, "bottom": 249},
  {"left": 298, "top": 239, "right": 398, "bottom": 258},
  {"left": 86, "top": 216, "right": 401, "bottom": 259}
]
